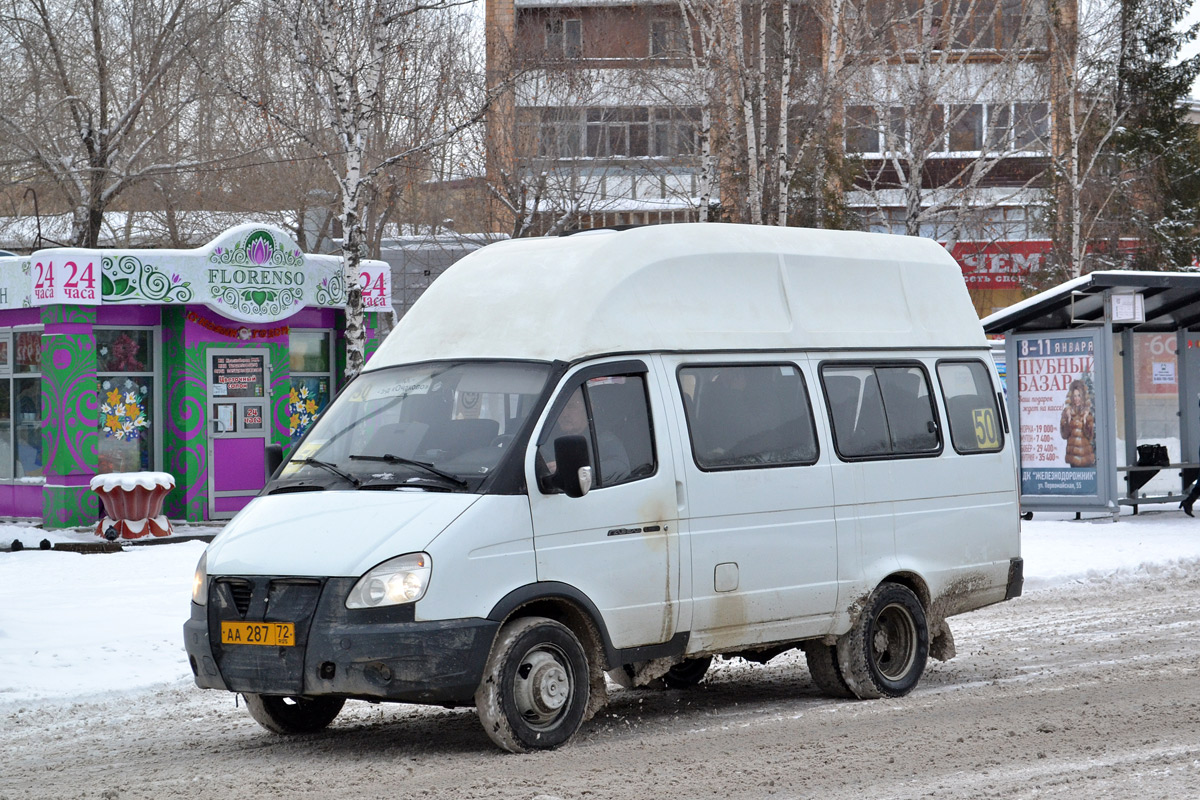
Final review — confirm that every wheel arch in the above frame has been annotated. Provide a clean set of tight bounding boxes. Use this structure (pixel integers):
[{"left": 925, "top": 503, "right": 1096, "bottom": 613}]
[
  {"left": 487, "top": 582, "right": 617, "bottom": 670},
  {"left": 881, "top": 570, "right": 932, "bottom": 613}
]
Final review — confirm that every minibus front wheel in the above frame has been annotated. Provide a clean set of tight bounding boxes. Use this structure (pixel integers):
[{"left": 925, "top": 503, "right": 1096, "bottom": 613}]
[
  {"left": 836, "top": 583, "right": 929, "bottom": 700},
  {"left": 243, "top": 694, "right": 345, "bottom": 734},
  {"left": 475, "top": 616, "right": 591, "bottom": 753}
]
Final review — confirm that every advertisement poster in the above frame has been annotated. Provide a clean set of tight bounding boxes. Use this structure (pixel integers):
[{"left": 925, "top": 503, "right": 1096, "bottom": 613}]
[
  {"left": 1017, "top": 335, "right": 1098, "bottom": 496},
  {"left": 1135, "top": 333, "right": 1178, "bottom": 394}
]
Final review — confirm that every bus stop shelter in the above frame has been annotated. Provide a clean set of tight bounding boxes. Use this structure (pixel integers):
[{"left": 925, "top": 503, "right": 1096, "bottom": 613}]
[{"left": 983, "top": 271, "right": 1200, "bottom": 518}]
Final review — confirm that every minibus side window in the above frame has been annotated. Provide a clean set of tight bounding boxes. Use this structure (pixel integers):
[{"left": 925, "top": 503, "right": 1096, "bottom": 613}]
[
  {"left": 877, "top": 366, "right": 939, "bottom": 453},
  {"left": 821, "top": 363, "right": 940, "bottom": 459},
  {"left": 537, "top": 374, "right": 656, "bottom": 491},
  {"left": 678, "top": 364, "right": 819, "bottom": 470},
  {"left": 936, "top": 360, "right": 1004, "bottom": 453},
  {"left": 822, "top": 367, "right": 889, "bottom": 457}
]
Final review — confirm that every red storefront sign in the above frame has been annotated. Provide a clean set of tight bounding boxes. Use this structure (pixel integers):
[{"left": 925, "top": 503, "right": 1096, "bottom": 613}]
[{"left": 950, "top": 241, "right": 1052, "bottom": 289}]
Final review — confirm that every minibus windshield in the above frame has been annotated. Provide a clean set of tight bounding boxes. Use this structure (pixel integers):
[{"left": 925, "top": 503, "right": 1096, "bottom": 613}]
[{"left": 277, "top": 361, "right": 552, "bottom": 491}]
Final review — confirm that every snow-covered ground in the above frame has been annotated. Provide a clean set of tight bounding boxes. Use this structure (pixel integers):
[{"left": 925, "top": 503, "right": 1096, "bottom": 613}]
[{"left": 2, "top": 508, "right": 1200, "bottom": 707}]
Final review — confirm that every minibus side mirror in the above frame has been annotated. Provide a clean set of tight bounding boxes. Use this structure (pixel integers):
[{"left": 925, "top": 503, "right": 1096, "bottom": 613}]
[
  {"left": 554, "top": 435, "right": 593, "bottom": 498},
  {"left": 265, "top": 443, "right": 285, "bottom": 480}
]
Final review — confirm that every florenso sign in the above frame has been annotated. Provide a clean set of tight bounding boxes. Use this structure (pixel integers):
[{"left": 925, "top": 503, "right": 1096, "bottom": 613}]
[{"left": 0, "top": 224, "right": 391, "bottom": 323}]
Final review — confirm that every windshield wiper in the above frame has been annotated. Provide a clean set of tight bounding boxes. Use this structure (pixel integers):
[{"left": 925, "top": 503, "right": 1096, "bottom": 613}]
[
  {"left": 288, "top": 457, "right": 361, "bottom": 488},
  {"left": 349, "top": 453, "right": 468, "bottom": 488}
]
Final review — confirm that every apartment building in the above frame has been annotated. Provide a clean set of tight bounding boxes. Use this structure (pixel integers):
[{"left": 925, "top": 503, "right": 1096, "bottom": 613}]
[{"left": 485, "top": 0, "right": 1066, "bottom": 313}]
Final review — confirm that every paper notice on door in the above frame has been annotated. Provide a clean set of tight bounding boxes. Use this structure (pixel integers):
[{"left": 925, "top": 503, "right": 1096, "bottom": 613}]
[{"left": 215, "top": 403, "right": 235, "bottom": 433}]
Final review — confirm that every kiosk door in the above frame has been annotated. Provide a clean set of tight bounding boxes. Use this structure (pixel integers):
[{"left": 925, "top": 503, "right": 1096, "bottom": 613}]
[{"left": 206, "top": 349, "right": 271, "bottom": 519}]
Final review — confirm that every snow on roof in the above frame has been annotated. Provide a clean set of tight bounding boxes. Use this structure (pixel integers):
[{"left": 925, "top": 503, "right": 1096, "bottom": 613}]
[{"left": 369, "top": 223, "right": 988, "bottom": 367}]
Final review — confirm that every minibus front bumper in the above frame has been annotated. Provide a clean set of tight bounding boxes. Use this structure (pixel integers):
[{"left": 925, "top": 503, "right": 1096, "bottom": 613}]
[{"left": 183, "top": 576, "right": 498, "bottom": 705}]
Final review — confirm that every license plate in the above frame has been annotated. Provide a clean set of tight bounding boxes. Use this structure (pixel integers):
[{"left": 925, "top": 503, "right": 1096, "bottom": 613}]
[{"left": 221, "top": 621, "right": 295, "bottom": 647}]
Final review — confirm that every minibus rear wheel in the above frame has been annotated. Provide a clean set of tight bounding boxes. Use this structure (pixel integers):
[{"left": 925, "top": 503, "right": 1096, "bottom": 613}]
[
  {"left": 243, "top": 694, "right": 345, "bottom": 734},
  {"left": 836, "top": 583, "right": 928, "bottom": 700},
  {"left": 802, "top": 642, "right": 854, "bottom": 698},
  {"left": 475, "top": 616, "right": 590, "bottom": 753}
]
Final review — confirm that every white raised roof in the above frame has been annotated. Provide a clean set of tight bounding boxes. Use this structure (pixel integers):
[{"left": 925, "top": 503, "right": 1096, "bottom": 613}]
[{"left": 367, "top": 223, "right": 986, "bottom": 368}]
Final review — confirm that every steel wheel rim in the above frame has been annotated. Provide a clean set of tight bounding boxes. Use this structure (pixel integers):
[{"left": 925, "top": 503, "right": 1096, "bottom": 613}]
[
  {"left": 512, "top": 644, "right": 573, "bottom": 729},
  {"left": 871, "top": 602, "right": 917, "bottom": 681}
]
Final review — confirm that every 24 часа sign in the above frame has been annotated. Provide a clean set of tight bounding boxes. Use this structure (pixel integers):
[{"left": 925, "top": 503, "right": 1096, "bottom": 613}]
[{"left": 5, "top": 225, "right": 391, "bottom": 324}]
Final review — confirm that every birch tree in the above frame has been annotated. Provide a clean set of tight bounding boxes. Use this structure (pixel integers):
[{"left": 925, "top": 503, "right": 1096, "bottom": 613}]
[
  {"left": 675, "top": 0, "right": 854, "bottom": 226},
  {"left": 233, "top": 0, "right": 490, "bottom": 378}
]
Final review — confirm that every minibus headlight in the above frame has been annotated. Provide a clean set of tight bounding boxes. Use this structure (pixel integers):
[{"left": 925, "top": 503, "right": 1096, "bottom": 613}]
[
  {"left": 192, "top": 551, "right": 208, "bottom": 606},
  {"left": 346, "top": 553, "right": 431, "bottom": 608}
]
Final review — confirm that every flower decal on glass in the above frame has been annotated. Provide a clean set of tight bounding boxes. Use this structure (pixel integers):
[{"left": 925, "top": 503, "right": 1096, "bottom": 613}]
[
  {"left": 288, "top": 385, "right": 320, "bottom": 438},
  {"left": 101, "top": 386, "right": 150, "bottom": 441}
]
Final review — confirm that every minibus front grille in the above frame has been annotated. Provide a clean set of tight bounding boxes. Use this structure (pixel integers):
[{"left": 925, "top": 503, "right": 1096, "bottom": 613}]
[
  {"left": 208, "top": 576, "right": 327, "bottom": 695},
  {"left": 220, "top": 579, "right": 254, "bottom": 616}
]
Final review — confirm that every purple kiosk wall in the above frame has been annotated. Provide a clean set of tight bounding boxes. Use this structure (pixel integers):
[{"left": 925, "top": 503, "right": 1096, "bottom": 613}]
[{"left": 0, "top": 225, "right": 392, "bottom": 528}]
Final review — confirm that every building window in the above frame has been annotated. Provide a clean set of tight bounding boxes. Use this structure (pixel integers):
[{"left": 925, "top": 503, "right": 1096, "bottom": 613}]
[
  {"left": 985, "top": 102, "right": 1049, "bottom": 152},
  {"left": 289, "top": 330, "right": 334, "bottom": 440},
  {"left": 533, "top": 107, "right": 697, "bottom": 160},
  {"left": 538, "top": 108, "right": 584, "bottom": 159},
  {"left": 845, "top": 106, "right": 880, "bottom": 153},
  {"left": 947, "top": 104, "right": 984, "bottom": 151},
  {"left": 546, "top": 18, "right": 582, "bottom": 59},
  {"left": 96, "top": 328, "right": 158, "bottom": 473},
  {"left": 652, "top": 107, "right": 698, "bottom": 156},
  {"left": 650, "top": 18, "right": 684, "bottom": 58}
]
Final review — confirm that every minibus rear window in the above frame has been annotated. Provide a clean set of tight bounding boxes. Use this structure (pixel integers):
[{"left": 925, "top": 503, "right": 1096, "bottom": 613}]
[
  {"left": 936, "top": 360, "right": 1004, "bottom": 454},
  {"left": 678, "top": 364, "right": 819, "bottom": 470}
]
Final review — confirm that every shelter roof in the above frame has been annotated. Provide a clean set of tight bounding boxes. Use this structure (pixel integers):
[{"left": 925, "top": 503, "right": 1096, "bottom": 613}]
[{"left": 982, "top": 271, "right": 1200, "bottom": 335}]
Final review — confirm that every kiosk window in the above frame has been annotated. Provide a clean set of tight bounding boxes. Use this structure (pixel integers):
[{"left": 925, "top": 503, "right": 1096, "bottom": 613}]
[
  {"left": 937, "top": 361, "right": 1003, "bottom": 453},
  {"left": 289, "top": 330, "right": 334, "bottom": 439},
  {"left": 679, "top": 364, "right": 818, "bottom": 469},
  {"left": 0, "top": 328, "right": 44, "bottom": 481},
  {"left": 97, "top": 328, "right": 158, "bottom": 473}
]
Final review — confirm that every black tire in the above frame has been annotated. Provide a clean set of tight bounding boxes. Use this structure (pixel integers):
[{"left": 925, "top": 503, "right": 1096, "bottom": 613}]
[
  {"left": 661, "top": 656, "right": 713, "bottom": 689},
  {"left": 243, "top": 694, "right": 345, "bottom": 734},
  {"left": 475, "top": 616, "right": 590, "bottom": 753},
  {"left": 836, "top": 583, "right": 928, "bottom": 700},
  {"left": 802, "top": 642, "right": 855, "bottom": 698}
]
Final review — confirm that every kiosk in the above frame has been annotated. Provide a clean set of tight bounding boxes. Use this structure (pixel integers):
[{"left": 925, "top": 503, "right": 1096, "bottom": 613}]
[{"left": 0, "top": 224, "right": 391, "bottom": 527}]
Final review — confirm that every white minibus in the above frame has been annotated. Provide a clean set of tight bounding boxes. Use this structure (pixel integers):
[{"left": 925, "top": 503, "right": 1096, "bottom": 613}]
[{"left": 184, "top": 224, "right": 1022, "bottom": 752}]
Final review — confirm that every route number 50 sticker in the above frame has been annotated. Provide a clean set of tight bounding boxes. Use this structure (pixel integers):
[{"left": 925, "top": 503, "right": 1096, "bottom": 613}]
[{"left": 972, "top": 407, "right": 1001, "bottom": 450}]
